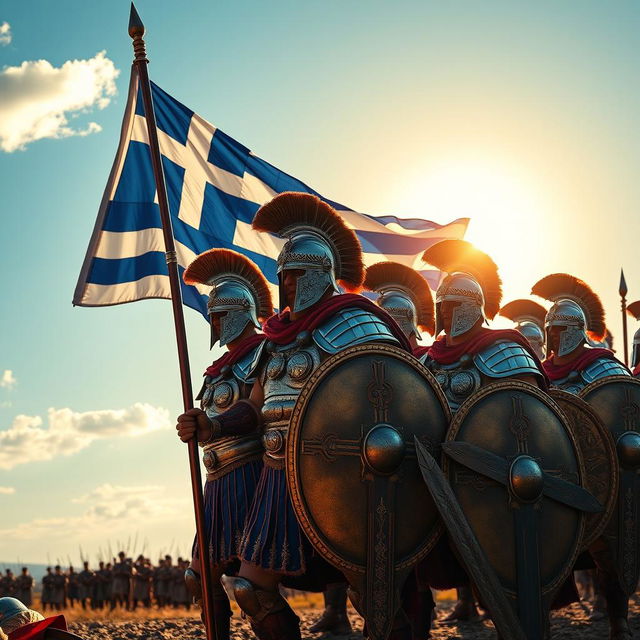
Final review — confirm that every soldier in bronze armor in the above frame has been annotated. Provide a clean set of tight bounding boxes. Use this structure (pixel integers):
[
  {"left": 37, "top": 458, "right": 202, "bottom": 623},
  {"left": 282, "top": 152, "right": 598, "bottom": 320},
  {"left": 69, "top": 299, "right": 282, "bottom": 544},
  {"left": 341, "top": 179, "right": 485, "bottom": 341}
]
[
  {"left": 531, "top": 273, "right": 629, "bottom": 393},
  {"left": 498, "top": 298, "right": 547, "bottom": 361},
  {"left": 177, "top": 192, "right": 411, "bottom": 640},
  {"left": 180, "top": 248, "right": 273, "bottom": 637},
  {"left": 15, "top": 569, "right": 33, "bottom": 608},
  {"left": 532, "top": 273, "right": 633, "bottom": 640},
  {"left": 420, "top": 240, "right": 546, "bottom": 625},
  {"left": 111, "top": 551, "right": 131, "bottom": 610},
  {"left": 78, "top": 561, "right": 94, "bottom": 610}
]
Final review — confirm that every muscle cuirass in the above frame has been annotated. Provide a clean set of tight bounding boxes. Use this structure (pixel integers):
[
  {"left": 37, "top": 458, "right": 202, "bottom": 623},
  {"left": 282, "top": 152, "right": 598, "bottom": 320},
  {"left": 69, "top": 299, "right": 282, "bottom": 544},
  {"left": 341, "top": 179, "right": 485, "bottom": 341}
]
[
  {"left": 260, "top": 331, "right": 322, "bottom": 468},
  {"left": 424, "top": 340, "right": 542, "bottom": 412},
  {"left": 198, "top": 345, "right": 264, "bottom": 480},
  {"left": 259, "top": 307, "right": 401, "bottom": 467}
]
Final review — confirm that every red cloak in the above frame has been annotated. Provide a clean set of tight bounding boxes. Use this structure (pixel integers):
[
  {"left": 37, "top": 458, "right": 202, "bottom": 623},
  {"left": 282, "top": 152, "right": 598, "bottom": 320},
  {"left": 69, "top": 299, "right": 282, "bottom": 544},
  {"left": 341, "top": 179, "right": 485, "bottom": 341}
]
[
  {"left": 204, "top": 333, "right": 266, "bottom": 378},
  {"left": 262, "top": 293, "right": 411, "bottom": 352}
]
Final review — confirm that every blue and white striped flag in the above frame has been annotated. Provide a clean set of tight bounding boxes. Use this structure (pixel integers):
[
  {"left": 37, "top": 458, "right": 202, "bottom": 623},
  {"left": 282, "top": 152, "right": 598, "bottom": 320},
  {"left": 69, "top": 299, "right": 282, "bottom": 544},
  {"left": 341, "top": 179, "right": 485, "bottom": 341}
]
[{"left": 74, "top": 69, "right": 469, "bottom": 319}]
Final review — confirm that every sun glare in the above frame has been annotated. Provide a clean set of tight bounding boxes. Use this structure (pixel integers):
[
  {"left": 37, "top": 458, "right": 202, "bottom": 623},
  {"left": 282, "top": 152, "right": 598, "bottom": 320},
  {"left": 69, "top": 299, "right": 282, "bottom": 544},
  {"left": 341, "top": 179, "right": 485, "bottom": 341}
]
[{"left": 391, "top": 158, "right": 549, "bottom": 305}]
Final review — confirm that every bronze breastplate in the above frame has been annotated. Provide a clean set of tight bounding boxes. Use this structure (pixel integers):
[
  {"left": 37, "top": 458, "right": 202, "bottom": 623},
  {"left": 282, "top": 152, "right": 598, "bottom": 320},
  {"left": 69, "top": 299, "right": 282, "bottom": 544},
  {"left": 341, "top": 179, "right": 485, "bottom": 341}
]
[{"left": 261, "top": 332, "right": 322, "bottom": 466}]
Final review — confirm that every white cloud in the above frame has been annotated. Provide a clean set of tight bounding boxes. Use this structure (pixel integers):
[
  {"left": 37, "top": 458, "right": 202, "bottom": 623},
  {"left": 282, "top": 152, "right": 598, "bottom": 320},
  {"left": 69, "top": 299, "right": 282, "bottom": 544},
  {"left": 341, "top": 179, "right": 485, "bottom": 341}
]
[
  {"left": 0, "top": 370, "right": 16, "bottom": 389},
  {"left": 0, "top": 22, "right": 11, "bottom": 46},
  {"left": 0, "top": 483, "right": 186, "bottom": 542},
  {"left": 0, "top": 486, "right": 15, "bottom": 495},
  {"left": 0, "top": 403, "right": 170, "bottom": 470},
  {"left": 0, "top": 50, "right": 119, "bottom": 152}
]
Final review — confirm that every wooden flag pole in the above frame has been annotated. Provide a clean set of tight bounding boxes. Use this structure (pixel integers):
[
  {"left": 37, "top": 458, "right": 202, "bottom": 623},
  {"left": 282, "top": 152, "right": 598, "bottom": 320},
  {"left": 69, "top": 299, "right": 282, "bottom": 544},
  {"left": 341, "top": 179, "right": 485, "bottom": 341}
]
[
  {"left": 128, "top": 5, "right": 217, "bottom": 639},
  {"left": 620, "top": 268, "right": 629, "bottom": 367}
]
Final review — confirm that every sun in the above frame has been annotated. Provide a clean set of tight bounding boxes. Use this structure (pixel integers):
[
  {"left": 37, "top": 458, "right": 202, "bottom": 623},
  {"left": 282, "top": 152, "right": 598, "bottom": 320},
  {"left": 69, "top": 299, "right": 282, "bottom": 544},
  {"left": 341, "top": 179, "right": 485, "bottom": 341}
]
[{"left": 389, "top": 157, "right": 550, "bottom": 306}]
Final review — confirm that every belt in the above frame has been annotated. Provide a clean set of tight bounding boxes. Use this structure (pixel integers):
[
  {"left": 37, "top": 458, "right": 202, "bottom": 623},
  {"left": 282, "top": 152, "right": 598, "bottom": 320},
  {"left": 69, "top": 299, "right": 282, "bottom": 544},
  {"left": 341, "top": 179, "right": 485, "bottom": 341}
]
[{"left": 203, "top": 435, "right": 263, "bottom": 481}]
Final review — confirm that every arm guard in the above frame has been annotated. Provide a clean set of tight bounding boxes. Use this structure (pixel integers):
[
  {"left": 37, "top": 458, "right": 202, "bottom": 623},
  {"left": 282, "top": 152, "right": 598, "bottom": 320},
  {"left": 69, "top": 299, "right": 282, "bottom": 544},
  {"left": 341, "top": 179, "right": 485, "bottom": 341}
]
[{"left": 209, "top": 399, "right": 262, "bottom": 439}]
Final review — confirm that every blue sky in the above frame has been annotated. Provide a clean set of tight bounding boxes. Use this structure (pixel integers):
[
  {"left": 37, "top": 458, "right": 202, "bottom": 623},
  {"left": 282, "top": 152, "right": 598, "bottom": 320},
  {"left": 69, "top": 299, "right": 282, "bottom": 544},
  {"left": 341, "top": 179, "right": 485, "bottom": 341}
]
[{"left": 1, "top": 0, "right": 640, "bottom": 563}]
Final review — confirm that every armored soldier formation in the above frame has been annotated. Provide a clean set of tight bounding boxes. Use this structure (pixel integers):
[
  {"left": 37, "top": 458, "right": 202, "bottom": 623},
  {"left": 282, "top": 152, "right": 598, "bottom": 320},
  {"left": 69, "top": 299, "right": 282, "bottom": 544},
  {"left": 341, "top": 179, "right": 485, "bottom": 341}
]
[
  {"left": 0, "top": 556, "right": 192, "bottom": 612},
  {"left": 171, "top": 190, "right": 640, "bottom": 640},
  {"left": 3, "top": 191, "right": 637, "bottom": 640}
]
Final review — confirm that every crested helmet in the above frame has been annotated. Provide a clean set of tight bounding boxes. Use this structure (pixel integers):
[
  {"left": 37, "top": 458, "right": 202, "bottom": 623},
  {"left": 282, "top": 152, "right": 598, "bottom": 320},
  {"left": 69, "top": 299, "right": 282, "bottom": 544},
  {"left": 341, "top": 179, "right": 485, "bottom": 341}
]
[
  {"left": 183, "top": 249, "right": 273, "bottom": 347},
  {"left": 364, "top": 261, "right": 435, "bottom": 340},
  {"left": 252, "top": 192, "right": 364, "bottom": 313},
  {"left": 531, "top": 273, "right": 606, "bottom": 358},
  {"left": 422, "top": 240, "right": 502, "bottom": 338}
]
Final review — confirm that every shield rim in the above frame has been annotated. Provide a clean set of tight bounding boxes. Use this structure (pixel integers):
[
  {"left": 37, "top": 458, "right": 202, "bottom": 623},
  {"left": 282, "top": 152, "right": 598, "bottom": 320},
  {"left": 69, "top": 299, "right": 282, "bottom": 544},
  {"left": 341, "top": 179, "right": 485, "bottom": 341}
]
[
  {"left": 579, "top": 374, "right": 640, "bottom": 399},
  {"left": 286, "top": 342, "right": 452, "bottom": 574},
  {"left": 549, "top": 388, "right": 619, "bottom": 550},
  {"left": 443, "top": 379, "right": 586, "bottom": 597}
]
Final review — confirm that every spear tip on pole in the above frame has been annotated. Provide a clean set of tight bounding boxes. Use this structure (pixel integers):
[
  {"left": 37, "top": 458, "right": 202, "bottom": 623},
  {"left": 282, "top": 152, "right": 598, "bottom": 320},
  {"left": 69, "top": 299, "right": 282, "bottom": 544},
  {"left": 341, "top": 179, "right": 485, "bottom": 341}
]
[
  {"left": 620, "top": 268, "right": 628, "bottom": 298},
  {"left": 128, "top": 3, "right": 145, "bottom": 39}
]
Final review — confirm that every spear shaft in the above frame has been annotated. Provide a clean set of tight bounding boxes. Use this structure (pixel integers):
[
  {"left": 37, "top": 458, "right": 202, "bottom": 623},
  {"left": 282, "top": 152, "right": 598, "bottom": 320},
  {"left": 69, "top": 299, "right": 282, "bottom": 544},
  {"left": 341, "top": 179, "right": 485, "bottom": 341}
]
[
  {"left": 620, "top": 269, "right": 629, "bottom": 366},
  {"left": 128, "top": 6, "right": 216, "bottom": 639}
]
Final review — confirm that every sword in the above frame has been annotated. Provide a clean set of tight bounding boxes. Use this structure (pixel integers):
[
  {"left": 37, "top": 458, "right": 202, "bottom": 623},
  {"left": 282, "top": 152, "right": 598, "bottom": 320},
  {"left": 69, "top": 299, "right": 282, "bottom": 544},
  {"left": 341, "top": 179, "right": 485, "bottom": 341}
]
[{"left": 414, "top": 437, "right": 528, "bottom": 640}]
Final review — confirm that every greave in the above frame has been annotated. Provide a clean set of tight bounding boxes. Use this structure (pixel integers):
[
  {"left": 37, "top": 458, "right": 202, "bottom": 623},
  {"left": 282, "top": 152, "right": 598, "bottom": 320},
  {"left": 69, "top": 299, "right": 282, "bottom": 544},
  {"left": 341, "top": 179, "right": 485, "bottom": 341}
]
[{"left": 227, "top": 577, "right": 301, "bottom": 640}]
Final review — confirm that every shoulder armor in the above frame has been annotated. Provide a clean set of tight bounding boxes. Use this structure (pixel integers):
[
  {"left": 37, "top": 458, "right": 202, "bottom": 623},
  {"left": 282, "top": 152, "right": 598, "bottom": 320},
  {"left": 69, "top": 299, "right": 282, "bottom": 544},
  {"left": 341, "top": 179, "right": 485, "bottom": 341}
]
[
  {"left": 474, "top": 340, "right": 542, "bottom": 379},
  {"left": 581, "top": 357, "right": 630, "bottom": 384},
  {"left": 232, "top": 341, "right": 265, "bottom": 383},
  {"left": 244, "top": 339, "right": 267, "bottom": 380},
  {"left": 313, "top": 307, "right": 400, "bottom": 355}
]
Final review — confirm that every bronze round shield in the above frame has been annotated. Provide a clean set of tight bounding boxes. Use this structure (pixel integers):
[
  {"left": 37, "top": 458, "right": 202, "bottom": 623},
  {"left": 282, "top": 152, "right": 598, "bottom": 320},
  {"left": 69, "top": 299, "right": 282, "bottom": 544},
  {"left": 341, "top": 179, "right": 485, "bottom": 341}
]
[
  {"left": 443, "top": 381, "right": 585, "bottom": 599},
  {"left": 286, "top": 343, "right": 451, "bottom": 575},
  {"left": 580, "top": 375, "right": 640, "bottom": 595},
  {"left": 549, "top": 389, "right": 618, "bottom": 549}
]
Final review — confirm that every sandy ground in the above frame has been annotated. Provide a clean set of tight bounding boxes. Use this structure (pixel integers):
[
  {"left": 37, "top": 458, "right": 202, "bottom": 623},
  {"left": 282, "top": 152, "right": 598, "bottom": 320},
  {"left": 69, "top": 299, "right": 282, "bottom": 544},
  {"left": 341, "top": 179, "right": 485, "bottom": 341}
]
[{"left": 68, "top": 599, "right": 640, "bottom": 639}]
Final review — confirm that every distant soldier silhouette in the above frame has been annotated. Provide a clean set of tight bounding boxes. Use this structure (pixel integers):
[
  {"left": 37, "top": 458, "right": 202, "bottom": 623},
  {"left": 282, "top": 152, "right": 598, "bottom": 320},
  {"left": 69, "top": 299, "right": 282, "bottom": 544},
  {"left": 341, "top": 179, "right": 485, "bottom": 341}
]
[
  {"left": 15, "top": 568, "right": 33, "bottom": 608},
  {"left": 111, "top": 551, "right": 131, "bottom": 610},
  {"left": 78, "top": 561, "right": 94, "bottom": 610},
  {"left": 94, "top": 561, "right": 109, "bottom": 609},
  {"left": 66, "top": 566, "right": 79, "bottom": 607},
  {"left": 41, "top": 568, "right": 54, "bottom": 612},
  {"left": 51, "top": 566, "right": 66, "bottom": 611},
  {"left": 0, "top": 571, "right": 15, "bottom": 598},
  {"left": 132, "top": 555, "right": 152, "bottom": 610}
]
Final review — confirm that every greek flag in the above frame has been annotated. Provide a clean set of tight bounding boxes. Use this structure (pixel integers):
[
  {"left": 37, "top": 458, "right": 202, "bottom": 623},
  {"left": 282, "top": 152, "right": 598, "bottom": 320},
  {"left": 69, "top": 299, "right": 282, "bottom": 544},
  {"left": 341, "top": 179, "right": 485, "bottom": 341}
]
[{"left": 74, "top": 69, "right": 469, "bottom": 319}]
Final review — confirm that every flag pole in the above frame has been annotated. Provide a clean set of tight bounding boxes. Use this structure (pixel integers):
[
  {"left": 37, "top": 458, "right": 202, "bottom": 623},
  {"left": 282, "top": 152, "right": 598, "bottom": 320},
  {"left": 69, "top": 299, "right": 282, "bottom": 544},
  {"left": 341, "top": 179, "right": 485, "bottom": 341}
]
[
  {"left": 620, "top": 268, "right": 629, "bottom": 367},
  {"left": 128, "top": 6, "right": 217, "bottom": 639}
]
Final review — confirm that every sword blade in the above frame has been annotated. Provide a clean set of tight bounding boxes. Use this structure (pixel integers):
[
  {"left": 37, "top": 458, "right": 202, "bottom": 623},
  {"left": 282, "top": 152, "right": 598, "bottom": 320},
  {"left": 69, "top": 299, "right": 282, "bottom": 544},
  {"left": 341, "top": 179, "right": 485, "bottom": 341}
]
[
  {"left": 443, "top": 441, "right": 602, "bottom": 513},
  {"left": 441, "top": 441, "right": 509, "bottom": 485},
  {"left": 414, "top": 437, "right": 527, "bottom": 640},
  {"left": 514, "top": 504, "right": 543, "bottom": 640},
  {"left": 542, "top": 474, "right": 602, "bottom": 513}
]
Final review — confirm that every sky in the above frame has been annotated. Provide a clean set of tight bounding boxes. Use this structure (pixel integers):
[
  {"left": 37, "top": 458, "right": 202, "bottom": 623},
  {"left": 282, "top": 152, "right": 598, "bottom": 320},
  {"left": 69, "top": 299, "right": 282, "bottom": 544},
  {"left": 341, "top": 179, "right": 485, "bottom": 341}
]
[{"left": 1, "top": 0, "right": 640, "bottom": 564}]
